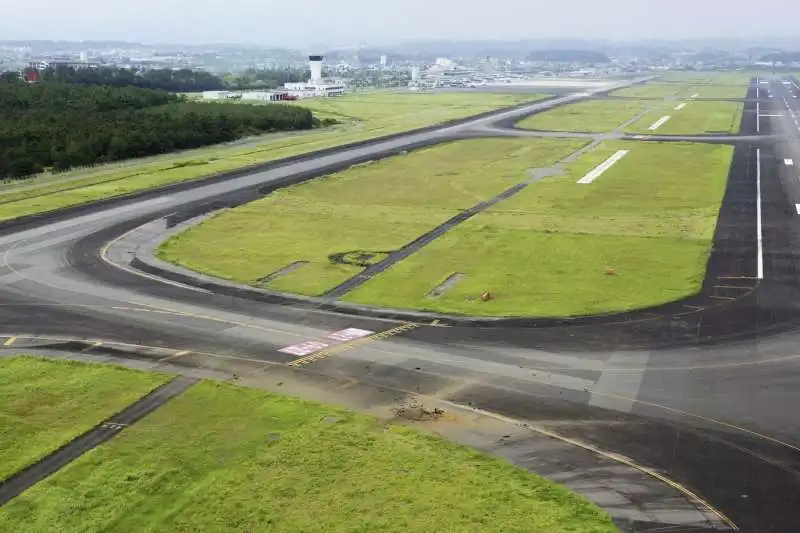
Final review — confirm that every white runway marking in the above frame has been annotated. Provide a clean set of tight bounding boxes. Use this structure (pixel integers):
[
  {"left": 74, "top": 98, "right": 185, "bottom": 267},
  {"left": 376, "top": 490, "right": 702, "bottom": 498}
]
[
  {"left": 690, "top": 93, "right": 699, "bottom": 98},
  {"left": 795, "top": 204, "right": 800, "bottom": 215},
  {"left": 757, "top": 148, "right": 763, "bottom": 280},
  {"left": 757, "top": 102, "right": 760, "bottom": 132},
  {"left": 674, "top": 103, "right": 687, "bottom": 110},
  {"left": 648, "top": 115, "right": 671, "bottom": 131},
  {"left": 786, "top": 159, "right": 795, "bottom": 166},
  {"left": 577, "top": 150, "right": 629, "bottom": 184},
  {"left": 279, "top": 340, "right": 330, "bottom": 356}
]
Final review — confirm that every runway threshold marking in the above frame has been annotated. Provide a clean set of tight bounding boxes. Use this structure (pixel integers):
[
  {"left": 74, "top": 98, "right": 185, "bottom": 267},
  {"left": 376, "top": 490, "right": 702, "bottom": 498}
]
[
  {"left": 647, "top": 116, "right": 671, "bottom": 131},
  {"left": 3, "top": 336, "right": 16, "bottom": 346},
  {"left": 287, "top": 322, "right": 419, "bottom": 367},
  {"left": 577, "top": 150, "right": 629, "bottom": 184}
]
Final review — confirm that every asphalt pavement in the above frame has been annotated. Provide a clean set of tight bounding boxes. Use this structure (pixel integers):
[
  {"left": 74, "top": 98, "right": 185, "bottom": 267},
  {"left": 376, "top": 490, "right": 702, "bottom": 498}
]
[{"left": 2, "top": 77, "right": 800, "bottom": 532}]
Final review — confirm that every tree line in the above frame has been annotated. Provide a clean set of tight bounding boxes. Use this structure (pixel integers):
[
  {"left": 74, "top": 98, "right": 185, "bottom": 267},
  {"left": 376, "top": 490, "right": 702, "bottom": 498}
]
[
  {"left": 0, "top": 78, "right": 326, "bottom": 179},
  {"left": 226, "top": 68, "right": 309, "bottom": 90},
  {"left": 5, "top": 65, "right": 227, "bottom": 92}
]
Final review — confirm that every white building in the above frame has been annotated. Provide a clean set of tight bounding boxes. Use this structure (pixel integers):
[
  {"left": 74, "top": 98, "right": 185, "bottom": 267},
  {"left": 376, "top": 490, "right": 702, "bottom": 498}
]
[
  {"left": 202, "top": 90, "right": 233, "bottom": 100},
  {"left": 240, "top": 91, "right": 292, "bottom": 102},
  {"left": 282, "top": 55, "right": 345, "bottom": 98}
]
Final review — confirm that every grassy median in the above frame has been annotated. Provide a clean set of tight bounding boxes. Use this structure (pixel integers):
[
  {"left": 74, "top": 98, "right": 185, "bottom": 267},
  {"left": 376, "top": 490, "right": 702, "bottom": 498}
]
[
  {"left": 516, "top": 99, "right": 657, "bottom": 132},
  {"left": 610, "top": 83, "right": 690, "bottom": 98},
  {"left": 0, "top": 356, "right": 169, "bottom": 482},
  {"left": 158, "top": 138, "right": 584, "bottom": 295},
  {"left": 343, "top": 141, "right": 733, "bottom": 316},
  {"left": 0, "top": 91, "right": 547, "bottom": 222},
  {"left": 0, "top": 377, "right": 617, "bottom": 533},
  {"left": 626, "top": 101, "right": 744, "bottom": 134}
]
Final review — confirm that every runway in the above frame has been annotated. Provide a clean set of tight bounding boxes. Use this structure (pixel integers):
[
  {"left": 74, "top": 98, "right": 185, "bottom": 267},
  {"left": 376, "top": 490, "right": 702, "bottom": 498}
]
[{"left": 2, "top": 77, "right": 800, "bottom": 532}]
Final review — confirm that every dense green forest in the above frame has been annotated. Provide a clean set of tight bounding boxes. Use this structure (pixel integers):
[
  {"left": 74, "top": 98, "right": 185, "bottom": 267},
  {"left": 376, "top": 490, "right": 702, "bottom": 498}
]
[
  {"left": 5, "top": 66, "right": 227, "bottom": 92},
  {"left": 226, "top": 68, "right": 309, "bottom": 90},
  {"left": 0, "top": 78, "right": 325, "bottom": 179}
]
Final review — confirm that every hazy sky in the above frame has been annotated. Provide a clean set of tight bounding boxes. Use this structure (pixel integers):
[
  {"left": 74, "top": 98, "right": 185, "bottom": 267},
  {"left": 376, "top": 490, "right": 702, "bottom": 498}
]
[{"left": 2, "top": 0, "right": 799, "bottom": 47}]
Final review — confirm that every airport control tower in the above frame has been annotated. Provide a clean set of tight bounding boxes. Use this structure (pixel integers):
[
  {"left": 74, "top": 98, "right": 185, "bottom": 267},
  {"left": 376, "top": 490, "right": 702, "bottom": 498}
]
[{"left": 309, "top": 55, "right": 324, "bottom": 85}]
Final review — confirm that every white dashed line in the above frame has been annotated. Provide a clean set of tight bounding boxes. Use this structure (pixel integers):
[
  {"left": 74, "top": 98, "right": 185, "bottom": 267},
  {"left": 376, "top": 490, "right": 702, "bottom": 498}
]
[
  {"left": 648, "top": 116, "right": 671, "bottom": 131},
  {"left": 577, "top": 150, "right": 629, "bottom": 184},
  {"left": 674, "top": 103, "right": 687, "bottom": 110},
  {"left": 795, "top": 204, "right": 800, "bottom": 215}
]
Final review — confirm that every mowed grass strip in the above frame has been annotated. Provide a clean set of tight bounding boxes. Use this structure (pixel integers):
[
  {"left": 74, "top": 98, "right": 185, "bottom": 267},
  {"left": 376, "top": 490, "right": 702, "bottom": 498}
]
[
  {"left": 627, "top": 101, "right": 744, "bottom": 134},
  {"left": 158, "top": 138, "right": 585, "bottom": 296},
  {"left": 516, "top": 99, "right": 656, "bottom": 132},
  {"left": 344, "top": 141, "right": 734, "bottom": 317},
  {"left": 0, "top": 92, "right": 546, "bottom": 222},
  {"left": 0, "top": 356, "right": 169, "bottom": 481},
  {"left": 0, "top": 380, "right": 617, "bottom": 533}
]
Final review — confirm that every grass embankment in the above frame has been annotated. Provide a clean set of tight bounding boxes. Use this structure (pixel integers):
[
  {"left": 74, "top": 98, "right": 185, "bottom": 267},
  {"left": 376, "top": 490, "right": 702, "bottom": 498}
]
[
  {"left": 0, "top": 92, "right": 546, "bottom": 222},
  {"left": 516, "top": 99, "right": 656, "bottom": 132},
  {"left": 158, "top": 138, "right": 584, "bottom": 295},
  {"left": 0, "top": 356, "right": 169, "bottom": 481},
  {"left": 344, "top": 141, "right": 733, "bottom": 316},
  {"left": 0, "top": 362, "right": 617, "bottom": 533},
  {"left": 627, "top": 101, "right": 744, "bottom": 134}
]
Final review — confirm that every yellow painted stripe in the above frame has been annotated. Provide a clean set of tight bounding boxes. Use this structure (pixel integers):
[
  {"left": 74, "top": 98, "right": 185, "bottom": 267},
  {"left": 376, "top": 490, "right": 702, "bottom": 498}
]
[
  {"left": 288, "top": 322, "right": 419, "bottom": 367},
  {"left": 81, "top": 341, "right": 103, "bottom": 352},
  {"left": 3, "top": 336, "right": 17, "bottom": 346}
]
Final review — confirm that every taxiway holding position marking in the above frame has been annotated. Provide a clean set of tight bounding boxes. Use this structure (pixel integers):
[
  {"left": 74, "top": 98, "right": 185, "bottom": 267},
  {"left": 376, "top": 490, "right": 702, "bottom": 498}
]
[
  {"left": 288, "top": 322, "right": 419, "bottom": 367},
  {"left": 577, "top": 150, "right": 629, "bottom": 184}
]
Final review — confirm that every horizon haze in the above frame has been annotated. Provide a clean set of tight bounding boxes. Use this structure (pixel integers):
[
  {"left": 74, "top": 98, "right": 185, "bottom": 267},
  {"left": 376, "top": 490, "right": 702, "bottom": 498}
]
[{"left": 2, "top": 0, "right": 799, "bottom": 49}]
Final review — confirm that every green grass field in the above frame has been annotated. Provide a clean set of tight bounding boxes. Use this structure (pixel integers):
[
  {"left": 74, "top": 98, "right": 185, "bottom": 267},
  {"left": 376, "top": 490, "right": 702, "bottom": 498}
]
[
  {"left": 0, "top": 92, "right": 546, "bottom": 222},
  {"left": 344, "top": 141, "right": 733, "bottom": 316},
  {"left": 158, "top": 138, "right": 585, "bottom": 295},
  {"left": 626, "top": 101, "right": 744, "bottom": 134},
  {"left": 0, "top": 373, "right": 616, "bottom": 533},
  {"left": 656, "top": 71, "right": 763, "bottom": 85},
  {"left": 687, "top": 85, "right": 749, "bottom": 99},
  {"left": 0, "top": 356, "right": 169, "bottom": 482},
  {"left": 516, "top": 99, "right": 657, "bottom": 132},
  {"left": 610, "top": 83, "right": 689, "bottom": 98}
]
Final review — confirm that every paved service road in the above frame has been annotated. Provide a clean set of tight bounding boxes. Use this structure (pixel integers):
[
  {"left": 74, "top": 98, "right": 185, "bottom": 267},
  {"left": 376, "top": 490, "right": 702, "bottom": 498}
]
[{"left": 2, "top": 77, "right": 800, "bottom": 532}]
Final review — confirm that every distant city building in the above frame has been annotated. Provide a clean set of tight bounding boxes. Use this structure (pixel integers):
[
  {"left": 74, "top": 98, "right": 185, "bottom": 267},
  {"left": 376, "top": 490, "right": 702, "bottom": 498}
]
[{"left": 28, "top": 59, "right": 98, "bottom": 70}]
